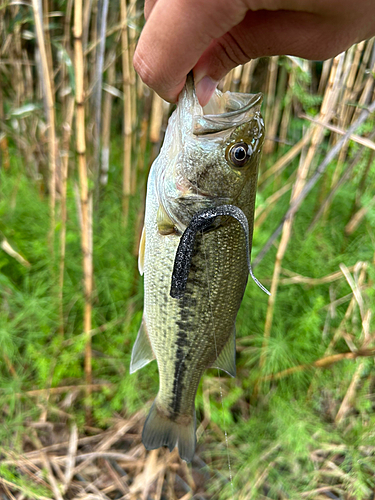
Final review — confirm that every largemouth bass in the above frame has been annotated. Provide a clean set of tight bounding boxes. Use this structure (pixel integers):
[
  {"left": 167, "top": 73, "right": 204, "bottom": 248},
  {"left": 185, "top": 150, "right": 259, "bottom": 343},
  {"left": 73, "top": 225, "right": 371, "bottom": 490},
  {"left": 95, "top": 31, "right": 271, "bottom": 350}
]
[{"left": 131, "top": 76, "right": 265, "bottom": 462}]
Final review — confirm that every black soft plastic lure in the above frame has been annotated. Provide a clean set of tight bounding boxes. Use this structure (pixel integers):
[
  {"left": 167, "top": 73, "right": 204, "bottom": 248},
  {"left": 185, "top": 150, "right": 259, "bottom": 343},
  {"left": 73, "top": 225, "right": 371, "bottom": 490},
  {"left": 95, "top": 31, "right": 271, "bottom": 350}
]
[{"left": 170, "top": 204, "right": 270, "bottom": 299}]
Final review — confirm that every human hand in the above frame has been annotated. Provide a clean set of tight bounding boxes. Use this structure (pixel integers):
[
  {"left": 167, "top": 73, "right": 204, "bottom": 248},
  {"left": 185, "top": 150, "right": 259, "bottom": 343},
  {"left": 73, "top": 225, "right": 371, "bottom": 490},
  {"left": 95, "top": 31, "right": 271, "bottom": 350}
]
[{"left": 133, "top": 0, "right": 375, "bottom": 106}]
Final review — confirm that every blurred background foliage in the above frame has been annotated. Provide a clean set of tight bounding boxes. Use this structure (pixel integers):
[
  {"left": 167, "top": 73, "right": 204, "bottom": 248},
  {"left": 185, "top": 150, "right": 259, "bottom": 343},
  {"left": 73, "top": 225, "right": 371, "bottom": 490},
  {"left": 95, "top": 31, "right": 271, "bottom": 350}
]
[{"left": 0, "top": 1, "right": 375, "bottom": 499}]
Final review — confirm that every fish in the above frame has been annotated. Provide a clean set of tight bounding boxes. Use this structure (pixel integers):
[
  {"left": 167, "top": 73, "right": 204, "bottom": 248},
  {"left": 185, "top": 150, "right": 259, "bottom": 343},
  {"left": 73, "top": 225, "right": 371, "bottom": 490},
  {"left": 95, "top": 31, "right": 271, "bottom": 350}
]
[{"left": 130, "top": 75, "right": 266, "bottom": 462}]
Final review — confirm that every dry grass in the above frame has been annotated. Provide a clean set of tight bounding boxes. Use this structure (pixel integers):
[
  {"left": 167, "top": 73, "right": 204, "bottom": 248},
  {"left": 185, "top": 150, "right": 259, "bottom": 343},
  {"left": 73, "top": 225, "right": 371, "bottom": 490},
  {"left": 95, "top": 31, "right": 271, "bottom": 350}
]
[{"left": 0, "top": 409, "right": 216, "bottom": 500}]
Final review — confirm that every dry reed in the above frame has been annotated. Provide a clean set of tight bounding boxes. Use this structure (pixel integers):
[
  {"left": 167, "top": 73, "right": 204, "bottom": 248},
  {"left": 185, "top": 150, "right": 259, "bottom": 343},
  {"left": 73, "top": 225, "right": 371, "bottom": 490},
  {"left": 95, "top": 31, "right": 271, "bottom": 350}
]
[
  {"left": 31, "top": 0, "right": 57, "bottom": 247},
  {"left": 73, "top": 0, "right": 93, "bottom": 404}
]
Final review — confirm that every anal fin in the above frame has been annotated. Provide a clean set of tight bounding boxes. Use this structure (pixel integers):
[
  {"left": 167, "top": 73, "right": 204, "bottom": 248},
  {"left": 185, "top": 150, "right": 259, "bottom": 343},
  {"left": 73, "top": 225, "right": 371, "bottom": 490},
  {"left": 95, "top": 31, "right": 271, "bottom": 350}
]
[
  {"left": 212, "top": 327, "right": 236, "bottom": 377},
  {"left": 130, "top": 318, "right": 155, "bottom": 374}
]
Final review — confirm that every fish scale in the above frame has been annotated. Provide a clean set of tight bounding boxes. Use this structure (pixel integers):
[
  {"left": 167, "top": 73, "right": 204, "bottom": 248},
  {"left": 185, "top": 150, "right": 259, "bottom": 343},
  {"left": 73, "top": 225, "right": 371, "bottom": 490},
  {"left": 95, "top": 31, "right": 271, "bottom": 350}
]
[{"left": 131, "top": 75, "right": 265, "bottom": 461}]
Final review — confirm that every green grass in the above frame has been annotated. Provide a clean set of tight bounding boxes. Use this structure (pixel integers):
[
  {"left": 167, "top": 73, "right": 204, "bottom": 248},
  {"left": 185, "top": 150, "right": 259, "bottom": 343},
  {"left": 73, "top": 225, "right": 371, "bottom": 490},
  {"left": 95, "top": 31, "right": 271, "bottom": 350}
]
[{"left": 1, "top": 135, "right": 375, "bottom": 498}]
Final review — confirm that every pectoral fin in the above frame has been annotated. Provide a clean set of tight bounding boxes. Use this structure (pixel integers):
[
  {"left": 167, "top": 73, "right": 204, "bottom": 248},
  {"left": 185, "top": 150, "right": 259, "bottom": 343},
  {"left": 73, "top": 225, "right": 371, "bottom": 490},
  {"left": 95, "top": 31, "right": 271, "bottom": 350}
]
[
  {"left": 212, "top": 327, "right": 236, "bottom": 377},
  {"left": 157, "top": 205, "right": 175, "bottom": 235},
  {"left": 130, "top": 318, "right": 155, "bottom": 374},
  {"left": 138, "top": 226, "right": 146, "bottom": 276}
]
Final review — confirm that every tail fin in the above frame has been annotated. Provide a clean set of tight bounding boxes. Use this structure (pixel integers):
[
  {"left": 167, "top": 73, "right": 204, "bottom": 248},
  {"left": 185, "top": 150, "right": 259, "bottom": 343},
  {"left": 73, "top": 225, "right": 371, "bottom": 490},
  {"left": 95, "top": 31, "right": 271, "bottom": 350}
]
[{"left": 142, "top": 401, "right": 196, "bottom": 462}]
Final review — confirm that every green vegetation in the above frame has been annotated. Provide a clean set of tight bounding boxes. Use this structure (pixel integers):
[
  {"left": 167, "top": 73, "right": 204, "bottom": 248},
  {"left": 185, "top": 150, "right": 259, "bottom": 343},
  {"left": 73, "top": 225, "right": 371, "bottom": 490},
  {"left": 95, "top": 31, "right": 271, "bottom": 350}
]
[{"left": 2, "top": 135, "right": 375, "bottom": 498}]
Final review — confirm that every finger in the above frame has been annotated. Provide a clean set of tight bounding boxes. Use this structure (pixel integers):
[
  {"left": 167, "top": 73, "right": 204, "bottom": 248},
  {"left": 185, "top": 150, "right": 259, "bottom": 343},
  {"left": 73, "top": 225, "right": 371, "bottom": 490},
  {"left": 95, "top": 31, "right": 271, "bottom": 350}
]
[
  {"left": 193, "top": 8, "right": 362, "bottom": 103},
  {"left": 144, "top": 0, "right": 157, "bottom": 20},
  {"left": 133, "top": 0, "right": 248, "bottom": 103}
]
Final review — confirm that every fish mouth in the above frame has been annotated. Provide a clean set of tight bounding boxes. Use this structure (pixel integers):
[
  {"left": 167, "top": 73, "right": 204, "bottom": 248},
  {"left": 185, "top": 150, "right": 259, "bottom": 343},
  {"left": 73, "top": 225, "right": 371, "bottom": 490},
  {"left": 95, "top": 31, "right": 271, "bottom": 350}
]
[
  {"left": 194, "top": 92, "right": 263, "bottom": 135},
  {"left": 180, "top": 73, "right": 263, "bottom": 136}
]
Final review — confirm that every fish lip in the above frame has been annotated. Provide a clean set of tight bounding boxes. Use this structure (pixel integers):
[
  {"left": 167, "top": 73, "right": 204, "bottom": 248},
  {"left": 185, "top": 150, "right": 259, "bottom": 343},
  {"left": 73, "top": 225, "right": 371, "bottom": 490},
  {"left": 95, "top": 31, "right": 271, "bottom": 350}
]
[
  {"left": 180, "top": 74, "right": 263, "bottom": 137},
  {"left": 193, "top": 92, "right": 263, "bottom": 136},
  {"left": 206, "top": 92, "right": 263, "bottom": 119}
]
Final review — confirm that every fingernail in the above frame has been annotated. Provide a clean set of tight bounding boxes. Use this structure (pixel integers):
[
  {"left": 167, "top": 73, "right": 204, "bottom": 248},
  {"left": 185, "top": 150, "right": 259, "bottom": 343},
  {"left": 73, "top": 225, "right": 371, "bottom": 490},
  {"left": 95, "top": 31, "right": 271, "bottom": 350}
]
[{"left": 195, "top": 76, "right": 218, "bottom": 107}]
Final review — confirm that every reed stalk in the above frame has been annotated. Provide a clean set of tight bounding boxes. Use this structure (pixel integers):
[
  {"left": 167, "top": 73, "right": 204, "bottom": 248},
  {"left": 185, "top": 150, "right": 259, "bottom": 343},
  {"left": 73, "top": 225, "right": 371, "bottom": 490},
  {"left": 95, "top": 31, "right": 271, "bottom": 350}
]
[
  {"left": 326, "top": 49, "right": 357, "bottom": 190},
  {"left": 278, "top": 69, "right": 295, "bottom": 145},
  {"left": 351, "top": 38, "right": 374, "bottom": 103},
  {"left": 255, "top": 177, "right": 294, "bottom": 228},
  {"left": 137, "top": 92, "right": 152, "bottom": 172},
  {"left": 230, "top": 65, "right": 243, "bottom": 92},
  {"left": 329, "top": 47, "right": 354, "bottom": 144},
  {"left": 301, "top": 53, "right": 343, "bottom": 177},
  {"left": 42, "top": 0, "right": 55, "bottom": 99},
  {"left": 74, "top": 0, "right": 93, "bottom": 401},
  {"left": 82, "top": 0, "right": 93, "bottom": 50},
  {"left": 351, "top": 58, "right": 375, "bottom": 123},
  {"left": 0, "top": 75, "right": 9, "bottom": 170},
  {"left": 94, "top": 0, "right": 109, "bottom": 198},
  {"left": 60, "top": 0, "right": 74, "bottom": 119},
  {"left": 31, "top": 0, "right": 57, "bottom": 249},
  {"left": 259, "top": 138, "right": 308, "bottom": 370},
  {"left": 100, "top": 55, "right": 115, "bottom": 187},
  {"left": 13, "top": 8, "right": 24, "bottom": 106},
  {"left": 222, "top": 67, "right": 236, "bottom": 92},
  {"left": 64, "top": 0, "right": 74, "bottom": 47},
  {"left": 23, "top": 47, "right": 33, "bottom": 101},
  {"left": 329, "top": 49, "right": 374, "bottom": 192},
  {"left": 338, "top": 43, "right": 364, "bottom": 129},
  {"left": 239, "top": 59, "right": 257, "bottom": 93},
  {"left": 263, "top": 57, "right": 278, "bottom": 151},
  {"left": 317, "top": 58, "right": 332, "bottom": 95},
  {"left": 264, "top": 63, "right": 287, "bottom": 154},
  {"left": 59, "top": 97, "right": 75, "bottom": 337},
  {"left": 307, "top": 140, "right": 372, "bottom": 233},
  {"left": 149, "top": 92, "right": 165, "bottom": 144},
  {"left": 258, "top": 128, "right": 313, "bottom": 187},
  {"left": 128, "top": 0, "right": 137, "bottom": 134},
  {"left": 345, "top": 195, "right": 375, "bottom": 235},
  {"left": 120, "top": 0, "right": 132, "bottom": 222}
]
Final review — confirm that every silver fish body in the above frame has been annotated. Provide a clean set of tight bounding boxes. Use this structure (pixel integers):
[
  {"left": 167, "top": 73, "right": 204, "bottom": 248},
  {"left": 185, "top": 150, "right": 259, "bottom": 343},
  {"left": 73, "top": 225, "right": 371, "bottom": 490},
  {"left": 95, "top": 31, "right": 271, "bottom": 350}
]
[{"left": 131, "top": 77, "right": 265, "bottom": 462}]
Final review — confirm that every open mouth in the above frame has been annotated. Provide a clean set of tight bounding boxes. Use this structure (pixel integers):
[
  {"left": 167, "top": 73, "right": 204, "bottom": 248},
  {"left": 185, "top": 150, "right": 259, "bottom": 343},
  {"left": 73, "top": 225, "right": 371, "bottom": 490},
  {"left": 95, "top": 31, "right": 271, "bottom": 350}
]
[
  {"left": 193, "top": 91, "right": 263, "bottom": 136},
  {"left": 202, "top": 89, "right": 262, "bottom": 117}
]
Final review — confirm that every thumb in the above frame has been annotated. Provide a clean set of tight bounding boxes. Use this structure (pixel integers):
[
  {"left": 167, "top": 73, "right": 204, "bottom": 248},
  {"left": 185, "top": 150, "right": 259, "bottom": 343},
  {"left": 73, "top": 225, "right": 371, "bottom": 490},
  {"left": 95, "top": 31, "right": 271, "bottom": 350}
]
[{"left": 133, "top": 0, "right": 248, "bottom": 103}]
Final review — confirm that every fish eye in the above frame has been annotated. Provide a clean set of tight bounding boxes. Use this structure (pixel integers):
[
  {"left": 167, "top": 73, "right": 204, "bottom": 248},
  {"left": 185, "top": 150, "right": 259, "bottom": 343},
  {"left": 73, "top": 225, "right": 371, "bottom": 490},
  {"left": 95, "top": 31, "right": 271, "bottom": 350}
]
[{"left": 227, "top": 141, "right": 251, "bottom": 168}]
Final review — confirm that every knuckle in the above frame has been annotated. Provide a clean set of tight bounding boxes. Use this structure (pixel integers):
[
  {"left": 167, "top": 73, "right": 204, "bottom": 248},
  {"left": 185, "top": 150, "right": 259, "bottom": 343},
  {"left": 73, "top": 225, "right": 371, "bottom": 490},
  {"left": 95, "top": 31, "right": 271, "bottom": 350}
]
[
  {"left": 218, "top": 35, "right": 249, "bottom": 67},
  {"left": 133, "top": 52, "right": 159, "bottom": 89}
]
